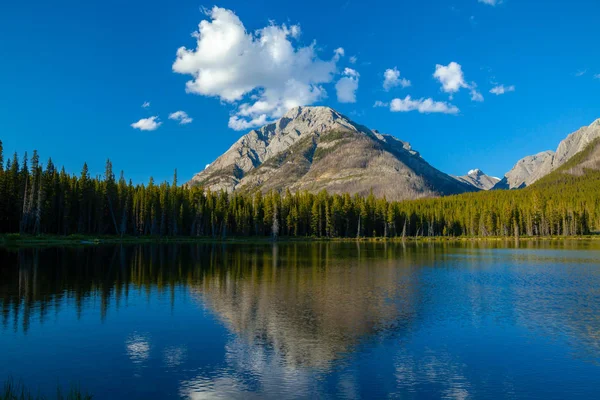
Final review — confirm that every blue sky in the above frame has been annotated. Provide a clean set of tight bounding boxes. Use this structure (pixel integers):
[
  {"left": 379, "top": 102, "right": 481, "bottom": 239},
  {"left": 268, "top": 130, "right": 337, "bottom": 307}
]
[{"left": 1, "top": 0, "right": 599, "bottom": 183}]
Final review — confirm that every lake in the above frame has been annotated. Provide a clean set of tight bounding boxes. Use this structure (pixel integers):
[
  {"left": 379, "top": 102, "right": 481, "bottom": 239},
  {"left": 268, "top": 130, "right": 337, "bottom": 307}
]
[{"left": 1, "top": 241, "right": 600, "bottom": 399}]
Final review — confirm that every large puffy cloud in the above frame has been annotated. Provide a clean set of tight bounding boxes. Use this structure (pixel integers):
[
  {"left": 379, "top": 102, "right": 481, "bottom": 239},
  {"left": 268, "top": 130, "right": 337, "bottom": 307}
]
[
  {"left": 389, "top": 96, "right": 459, "bottom": 114},
  {"left": 383, "top": 67, "right": 411, "bottom": 91},
  {"left": 173, "top": 7, "right": 340, "bottom": 130},
  {"left": 335, "top": 68, "right": 359, "bottom": 103},
  {"left": 434, "top": 62, "right": 482, "bottom": 101},
  {"left": 131, "top": 116, "right": 162, "bottom": 131}
]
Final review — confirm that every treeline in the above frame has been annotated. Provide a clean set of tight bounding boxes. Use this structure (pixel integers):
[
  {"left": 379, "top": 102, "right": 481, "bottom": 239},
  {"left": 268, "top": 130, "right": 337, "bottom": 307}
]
[{"left": 1, "top": 141, "right": 599, "bottom": 239}]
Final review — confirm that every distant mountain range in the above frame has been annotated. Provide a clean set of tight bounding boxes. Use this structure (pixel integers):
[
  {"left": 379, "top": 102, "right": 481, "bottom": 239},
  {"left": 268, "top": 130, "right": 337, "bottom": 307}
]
[
  {"left": 453, "top": 169, "right": 500, "bottom": 191},
  {"left": 188, "top": 106, "right": 600, "bottom": 199}
]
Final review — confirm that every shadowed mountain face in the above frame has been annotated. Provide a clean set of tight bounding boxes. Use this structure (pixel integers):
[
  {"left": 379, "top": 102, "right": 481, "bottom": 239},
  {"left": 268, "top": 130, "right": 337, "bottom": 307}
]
[
  {"left": 495, "top": 118, "right": 600, "bottom": 189},
  {"left": 453, "top": 169, "right": 500, "bottom": 190},
  {"left": 188, "top": 106, "right": 475, "bottom": 201}
]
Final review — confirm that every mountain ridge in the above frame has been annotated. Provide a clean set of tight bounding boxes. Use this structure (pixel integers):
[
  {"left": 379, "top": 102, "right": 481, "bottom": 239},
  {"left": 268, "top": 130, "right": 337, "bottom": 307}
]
[
  {"left": 188, "top": 106, "right": 475, "bottom": 201},
  {"left": 494, "top": 118, "right": 600, "bottom": 189}
]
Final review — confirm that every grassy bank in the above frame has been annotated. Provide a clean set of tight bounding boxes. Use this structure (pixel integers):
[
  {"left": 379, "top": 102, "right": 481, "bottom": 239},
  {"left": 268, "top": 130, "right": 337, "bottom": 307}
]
[{"left": 2, "top": 233, "right": 599, "bottom": 248}]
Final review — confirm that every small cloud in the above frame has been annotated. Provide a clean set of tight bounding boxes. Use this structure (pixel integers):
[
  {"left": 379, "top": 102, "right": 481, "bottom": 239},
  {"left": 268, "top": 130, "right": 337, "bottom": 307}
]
[
  {"left": 373, "top": 100, "right": 388, "bottom": 108},
  {"left": 575, "top": 69, "right": 587, "bottom": 77},
  {"left": 228, "top": 114, "right": 269, "bottom": 131},
  {"left": 434, "top": 62, "right": 481, "bottom": 101},
  {"left": 434, "top": 62, "right": 468, "bottom": 94},
  {"left": 489, "top": 84, "right": 515, "bottom": 95},
  {"left": 594, "top": 74, "right": 600, "bottom": 80},
  {"left": 142, "top": 101, "right": 150, "bottom": 108},
  {"left": 478, "top": 0, "right": 501, "bottom": 6},
  {"left": 390, "top": 96, "right": 459, "bottom": 114},
  {"left": 335, "top": 68, "right": 360, "bottom": 103},
  {"left": 333, "top": 47, "right": 345, "bottom": 61},
  {"left": 470, "top": 84, "right": 484, "bottom": 102},
  {"left": 383, "top": 67, "right": 411, "bottom": 91},
  {"left": 471, "top": 90, "right": 484, "bottom": 102},
  {"left": 349, "top": 109, "right": 365, "bottom": 118},
  {"left": 131, "top": 116, "right": 162, "bottom": 131},
  {"left": 169, "top": 110, "right": 193, "bottom": 124},
  {"left": 349, "top": 55, "right": 357, "bottom": 64},
  {"left": 289, "top": 25, "right": 301, "bottom": 39}
]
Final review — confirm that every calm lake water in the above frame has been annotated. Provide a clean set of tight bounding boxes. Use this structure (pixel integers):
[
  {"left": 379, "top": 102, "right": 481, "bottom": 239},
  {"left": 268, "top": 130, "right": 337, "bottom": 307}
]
[{"left": 1, "top": 241, "right": 600, "bottom": 399}]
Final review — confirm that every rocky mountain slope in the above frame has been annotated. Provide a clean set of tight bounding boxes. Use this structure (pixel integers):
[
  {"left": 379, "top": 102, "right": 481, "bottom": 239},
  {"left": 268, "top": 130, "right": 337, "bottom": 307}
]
[
  {"left": 533, "top": 137, "right": 600, "bottom": 185},
  {"left": 453, "top": 169, "right": 500, "bottom": 190},
  {"left": 188, "top": 106, "right": 476, "bottom": 201},
  {"left": 495, "top": 118, "right": 600, "bottom": 189}
]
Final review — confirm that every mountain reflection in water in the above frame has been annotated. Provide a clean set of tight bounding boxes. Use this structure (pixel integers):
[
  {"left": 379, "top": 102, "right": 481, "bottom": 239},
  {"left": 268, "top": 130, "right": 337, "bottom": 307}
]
[{"left": 1, "top": 241, "right": 600, "bottom": 399}]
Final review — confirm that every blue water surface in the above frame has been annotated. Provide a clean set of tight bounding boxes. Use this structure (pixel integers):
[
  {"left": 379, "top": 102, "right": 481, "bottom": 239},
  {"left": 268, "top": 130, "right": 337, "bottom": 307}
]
[{"left": 1, "top": 241, "right": 599, "bottom": 399}]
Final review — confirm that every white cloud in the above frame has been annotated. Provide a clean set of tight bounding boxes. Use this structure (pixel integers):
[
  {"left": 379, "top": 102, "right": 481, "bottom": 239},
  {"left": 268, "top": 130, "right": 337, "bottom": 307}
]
[
  {"left": 169, "top": 110, "right": 193, "bottom": 124},
  {"left": 594, "top": 74, "right": 600, "bottom": 80},
  {"left": 389, "top": 96, "right": 459, "bottom": 114},
  {"left": 470, "top": 86, "right": 484, "bottom": 102},
  {"left": 142, "top": 101, "right": 150, "bottom": 108},
  {"left": 478, "top": 0, "right": 501, "bottom": 5},
  {"left": 373, "top": 100, "right": 388, "bottom": 108},
  {"left": 349, "top": 55, "right": 357, "bottom": 64},
  {"left": 383, "top": 67, "right": 411, "bottom": 91},
  {"left": 173, "top": 7, "right": 339, "bottom": 130},
  {"left": 575, "top": 69, "right": 587, "bottom": 77},
  {"left": 228, "top": 114, "right": 269, "bottom": 130},
  {"left": 335, "top": 68, "right": 359, "bottom": 103},
  {"left": 489, "top": 84, "right": 515, "bottom": 95},
  {"left": 131, "top": 116, "right": 162, "bottom": 131},
  {"left": 434, "top": 62, "right": 468, "bottom": 94},
  {"left": 342, "top": 67, "right": 359, "bottom": 78},
  {"left": 434, "top": 62, "right": 482, "bottom": 101},
  {"left": 290, "top": 25, "right": 301, "bottom": 39},
  {"left": 333, "top": 47, "right": 345, "bottom": 60}
]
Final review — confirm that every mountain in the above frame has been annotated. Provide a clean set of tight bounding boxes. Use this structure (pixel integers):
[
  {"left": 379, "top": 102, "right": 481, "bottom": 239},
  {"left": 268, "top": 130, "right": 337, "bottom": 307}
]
[
  {"left": 453, "top": 169, "right": 500, "bottom": 190},
  {"left": 533, "top": 136, "right": 600, "bottom": 186},
  {"left": 495, "top": 118, "right": 600, "bottom": 189},
  {"left": 188, "top": 106, "right": 476, "bottom": 201},
  {"left": 493, "top": 151, "right": 555, "bottom": 189}
]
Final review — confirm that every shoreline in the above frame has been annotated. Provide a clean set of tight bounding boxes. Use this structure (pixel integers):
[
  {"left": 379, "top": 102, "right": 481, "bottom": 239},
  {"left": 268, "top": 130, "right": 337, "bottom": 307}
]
[{"left": 2, "top": 233, "right": 599, "bottom": 248}]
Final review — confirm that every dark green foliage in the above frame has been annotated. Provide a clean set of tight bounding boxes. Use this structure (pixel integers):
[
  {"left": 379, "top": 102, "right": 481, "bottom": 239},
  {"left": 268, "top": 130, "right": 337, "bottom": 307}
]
[
  {"left": 0, "top": 146, "right": 599, "bottom": 239},
  {"left": 318, "top": 130, "right": 356, "bottom": 143},
  {"left": 1, "top": 378, "right": 91, "bottom": 400}
]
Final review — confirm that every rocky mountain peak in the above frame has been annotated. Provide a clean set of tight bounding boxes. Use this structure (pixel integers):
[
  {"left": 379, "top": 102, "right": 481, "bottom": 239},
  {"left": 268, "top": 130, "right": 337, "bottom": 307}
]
[
  {"left": 273, "top": 106, "right": 360, "bottom": 136},
  {"left": 454, "top": 169, "right": 500, "bottom": 191},
  {"left": 187, "top": 106, "right": 475, "bottom": 200}
]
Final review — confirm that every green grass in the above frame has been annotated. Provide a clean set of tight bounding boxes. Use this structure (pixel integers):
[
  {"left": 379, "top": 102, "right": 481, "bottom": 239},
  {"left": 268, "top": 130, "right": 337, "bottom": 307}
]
[
  {"left": 2, "top": 232, "right": 599, "bottom": 248},
  {"left": 1, "top": 379, "right": 91, "bottom": 400}
]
